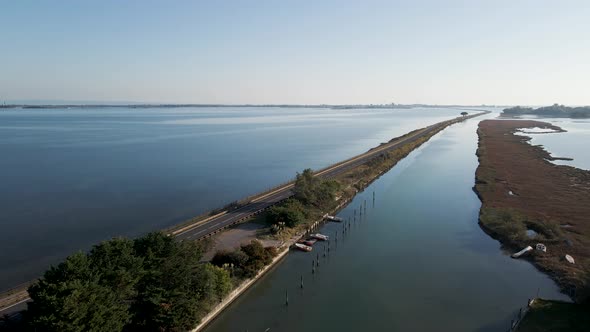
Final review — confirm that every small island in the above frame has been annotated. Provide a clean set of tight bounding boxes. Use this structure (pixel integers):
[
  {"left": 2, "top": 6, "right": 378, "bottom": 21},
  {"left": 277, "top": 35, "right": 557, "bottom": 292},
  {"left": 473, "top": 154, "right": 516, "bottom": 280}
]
[{"left": 502, "top": 104, "right": 590, "bottom": 118}]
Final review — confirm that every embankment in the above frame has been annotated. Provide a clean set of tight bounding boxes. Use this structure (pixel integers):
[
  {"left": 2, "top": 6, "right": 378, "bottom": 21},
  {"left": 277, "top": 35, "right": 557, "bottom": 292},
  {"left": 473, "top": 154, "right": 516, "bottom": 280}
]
[{"left": 193, "top": 114, "right": 484, "bottom": 331}]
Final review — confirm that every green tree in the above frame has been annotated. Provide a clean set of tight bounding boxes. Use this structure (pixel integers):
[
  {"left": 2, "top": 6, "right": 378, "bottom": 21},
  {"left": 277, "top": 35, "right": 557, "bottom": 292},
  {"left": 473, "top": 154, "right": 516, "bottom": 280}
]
[
  {"left": 130, "top": 233, "right": 204, "bottom": 331},
  {"left": 293, "top": 168, "right": 319, "bottom": 205},
  {"left": 23, "top": 232, "right": 231, "bottom": 332},
  {"left": 27, "top": 252, "right": 131, "bottom": 332},
  {"left": 267, "top": 199, "right": 306, "bottom": 227}
]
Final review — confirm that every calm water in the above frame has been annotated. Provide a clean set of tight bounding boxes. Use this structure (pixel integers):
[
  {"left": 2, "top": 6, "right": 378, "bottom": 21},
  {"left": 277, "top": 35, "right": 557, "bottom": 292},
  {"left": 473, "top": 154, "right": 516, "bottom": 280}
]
[
  {"left": 516, "top": 117, "right": 590, "bottom": 170},
  {"left": 0, "top": 106, "right": 475, "bottom": 290},
  {"left": 203, "top": 114, "right": 569, "bottom": 332}
]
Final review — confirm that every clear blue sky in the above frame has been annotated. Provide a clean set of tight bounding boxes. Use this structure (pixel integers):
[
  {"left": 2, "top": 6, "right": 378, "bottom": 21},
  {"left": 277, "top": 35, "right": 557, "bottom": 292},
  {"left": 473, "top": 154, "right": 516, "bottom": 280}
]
[{"left": 1, "top": 1, "right": 588, "bottom": 105}]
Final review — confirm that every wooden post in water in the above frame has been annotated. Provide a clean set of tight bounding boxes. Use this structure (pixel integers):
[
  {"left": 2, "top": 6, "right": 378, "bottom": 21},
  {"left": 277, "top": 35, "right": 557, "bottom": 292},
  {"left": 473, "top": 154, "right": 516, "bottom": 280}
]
[
  {"left": 373, "top": 191, "right": 375, "bottom": 207},
  {"left": 285, "top": 289, "right": 289, "bottom": 306},
  {"left": 301, "top": 275, "right": 304, "bottom": 289}
]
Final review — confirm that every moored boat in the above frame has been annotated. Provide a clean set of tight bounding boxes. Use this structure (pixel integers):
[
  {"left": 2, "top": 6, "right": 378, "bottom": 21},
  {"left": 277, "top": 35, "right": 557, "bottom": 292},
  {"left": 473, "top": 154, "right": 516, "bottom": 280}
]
[
  {"left": 303, "top": 239, "right": 317, "bottom": 246},
  {"left": 294, "top": 243, "right": 313, "bottom": 252},
  {"left": 325, "top": 215, "right": 344, "bottom": 222},
  {"left": 310, "top": 233, "right": 329, "bottom": 241}
]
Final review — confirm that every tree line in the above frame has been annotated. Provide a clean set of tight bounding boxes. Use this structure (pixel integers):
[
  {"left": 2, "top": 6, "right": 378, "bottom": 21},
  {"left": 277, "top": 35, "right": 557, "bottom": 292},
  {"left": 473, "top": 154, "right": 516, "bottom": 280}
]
[{"left": 3, "top": 232, "right": 231, "bottom": 332}]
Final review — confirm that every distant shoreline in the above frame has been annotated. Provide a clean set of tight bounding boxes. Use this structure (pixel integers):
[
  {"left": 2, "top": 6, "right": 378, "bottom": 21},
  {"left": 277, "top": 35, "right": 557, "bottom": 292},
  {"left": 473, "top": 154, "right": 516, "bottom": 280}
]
[{"left": 0, "top": 103, "right": 498, "bottom": 110}]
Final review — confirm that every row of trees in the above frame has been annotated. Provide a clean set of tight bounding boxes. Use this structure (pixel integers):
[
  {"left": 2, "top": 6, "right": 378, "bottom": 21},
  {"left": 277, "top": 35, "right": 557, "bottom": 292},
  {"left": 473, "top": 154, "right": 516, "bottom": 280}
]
[
  {"left": 503, "top": 104, "right": 590, "bottom": 118},
  {"left": 20, "top": 232, "right": 231, "bottom": 332}
]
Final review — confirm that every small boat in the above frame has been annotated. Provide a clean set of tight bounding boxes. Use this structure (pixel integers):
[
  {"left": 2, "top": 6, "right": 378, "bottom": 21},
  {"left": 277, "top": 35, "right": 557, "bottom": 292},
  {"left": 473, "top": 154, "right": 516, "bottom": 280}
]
[
  {"left": 302, "top": 239, "right": 317, "bottom": 246},
  {"left": 294, "top": 243, "right": 312, "bottom": 252},
  {"left": 565, "top": 254, "right": 575, "bottom": 264},
  {"left": 325, "top": 215, "right": 344, "bottom": 222},
  {"left": 310, "top": 233, "right": 329, "bottom": 241},
  {"left": 511, "top": 246, "right": 532, "bottom": 258}
]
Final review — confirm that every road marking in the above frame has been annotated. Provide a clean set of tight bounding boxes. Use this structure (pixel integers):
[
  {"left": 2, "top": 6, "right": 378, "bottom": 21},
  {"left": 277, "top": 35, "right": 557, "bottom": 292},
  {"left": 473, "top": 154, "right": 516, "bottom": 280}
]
[
  {"left": 172, "top": 114, "right": 483, "bottom": 240},
  {"left": 0, "top": 297, "right": 30, "bottom": 313}
]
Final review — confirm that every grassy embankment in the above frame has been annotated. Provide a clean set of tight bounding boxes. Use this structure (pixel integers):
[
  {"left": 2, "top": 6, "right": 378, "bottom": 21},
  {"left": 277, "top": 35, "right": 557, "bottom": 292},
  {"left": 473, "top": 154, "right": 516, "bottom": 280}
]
[
  {"left": 474, "top": 120, "right": 590, "bottom": 302},
  {"left": 237, "top": 128, "right": 438, "bottom": 244}
]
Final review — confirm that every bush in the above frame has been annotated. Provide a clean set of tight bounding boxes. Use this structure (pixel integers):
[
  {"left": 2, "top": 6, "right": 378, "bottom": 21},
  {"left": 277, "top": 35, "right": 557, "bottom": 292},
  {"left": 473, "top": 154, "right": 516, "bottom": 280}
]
[{"left": 211, "top": 240, "right": 277, "bottom": 279}]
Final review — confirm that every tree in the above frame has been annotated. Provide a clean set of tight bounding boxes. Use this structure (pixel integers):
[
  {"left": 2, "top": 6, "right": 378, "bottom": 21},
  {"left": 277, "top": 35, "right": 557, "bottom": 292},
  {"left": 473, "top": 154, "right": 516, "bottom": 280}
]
[
  {"left": 267, "top": 199, "right": 306, "bottom": 227},
  {"left": 130, "top": 233, "right": 204, "bottom": 331},
  {"left": 24, "top": 232, "right": 232, "bottom": 332},
  {"left": 27, "top": 252, "right": 131, "bottom": 332},
  {"left": 293, "top": 168, "right": 319, "bottom": 205},
  {"left": 460, "top": 111, "right": 468, "bottom": 117}
]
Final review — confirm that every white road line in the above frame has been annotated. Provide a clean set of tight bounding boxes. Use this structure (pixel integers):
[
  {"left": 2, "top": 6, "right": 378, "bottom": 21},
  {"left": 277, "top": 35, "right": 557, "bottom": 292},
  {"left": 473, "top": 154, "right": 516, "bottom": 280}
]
[{"left": 0, "top": 297, "right": 30, "bottom": 312}]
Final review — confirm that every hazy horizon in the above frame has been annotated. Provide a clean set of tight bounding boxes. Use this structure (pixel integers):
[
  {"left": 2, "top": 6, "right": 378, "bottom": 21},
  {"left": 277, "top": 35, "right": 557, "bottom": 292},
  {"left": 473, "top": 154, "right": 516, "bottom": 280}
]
[{"left": 2, "top": 1, "right": 589, "bottom": 105}]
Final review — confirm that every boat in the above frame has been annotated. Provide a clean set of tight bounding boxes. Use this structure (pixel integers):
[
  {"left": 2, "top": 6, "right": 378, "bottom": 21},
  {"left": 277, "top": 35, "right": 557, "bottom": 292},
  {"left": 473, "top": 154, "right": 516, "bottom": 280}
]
[
  {"left": 310, "top": 233, "right": 329, "bottom": 241},
  {"left": 565, "top": 254, "right": 575, "bottom": 264},
  {"left": 303, "top": 239, "right": 317, "bottom": 246},
  {"left": 325, "top": 215, "right": 344, "bottom": 222},
  {"left": 294, "top": 243, "right": 313, "bottom": 252},
  {"left": 511, "top": 246, "right": 533, "bottom": 258}
]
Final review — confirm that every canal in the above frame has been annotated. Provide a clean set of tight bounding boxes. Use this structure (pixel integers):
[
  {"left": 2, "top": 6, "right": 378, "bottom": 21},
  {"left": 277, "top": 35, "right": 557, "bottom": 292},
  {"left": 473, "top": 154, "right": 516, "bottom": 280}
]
[{"left": 203, "top": 115, "right": 569, "bottom": 332}]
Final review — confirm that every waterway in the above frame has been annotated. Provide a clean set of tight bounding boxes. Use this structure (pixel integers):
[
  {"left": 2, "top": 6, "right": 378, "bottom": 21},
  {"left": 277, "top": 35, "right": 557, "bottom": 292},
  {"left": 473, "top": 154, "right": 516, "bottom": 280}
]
[
  {"left": 515, "top": 116, "right": 590, "bottom": 170},
  {"left": 203, "top": 114, "right": 569, "bottom": 332},
  {"left": 0, "top": 106, "right": 481, "bottom": 290}
]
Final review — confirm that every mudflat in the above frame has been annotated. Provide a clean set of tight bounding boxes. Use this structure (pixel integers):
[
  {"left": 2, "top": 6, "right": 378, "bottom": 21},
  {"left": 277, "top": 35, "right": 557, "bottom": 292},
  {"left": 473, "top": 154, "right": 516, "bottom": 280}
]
[{"left": 474, "top": 120, "right": 590, "bottom": 301}]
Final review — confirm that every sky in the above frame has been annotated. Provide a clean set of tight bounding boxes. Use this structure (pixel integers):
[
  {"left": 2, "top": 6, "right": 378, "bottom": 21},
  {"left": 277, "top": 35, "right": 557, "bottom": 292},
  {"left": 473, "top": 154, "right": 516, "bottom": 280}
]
[{"left": 1, "top": 1, "right": 589, "bottom": 105}]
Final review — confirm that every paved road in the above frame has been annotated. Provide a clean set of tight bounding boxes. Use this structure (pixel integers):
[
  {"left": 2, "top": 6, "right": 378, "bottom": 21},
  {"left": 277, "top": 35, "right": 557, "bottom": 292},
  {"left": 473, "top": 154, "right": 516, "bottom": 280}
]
[
  {"left": 174, "top": 112, "right": 488, "bottom": 241},
  {"left": 0, "top": 111, "right": 488, "bottom": 317}
]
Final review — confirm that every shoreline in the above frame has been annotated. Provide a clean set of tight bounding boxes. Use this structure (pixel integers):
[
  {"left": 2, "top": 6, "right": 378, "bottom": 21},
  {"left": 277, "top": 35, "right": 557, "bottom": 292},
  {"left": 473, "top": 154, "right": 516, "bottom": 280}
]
[
  {"left": 189, "top": 114, "right": 486, "bottom": 331},
  {"left": 0, "top": 112, "right": 487, "bottom": 322},
  {"left": 473, "top": 119, "right": 590, "bottom": 302}
]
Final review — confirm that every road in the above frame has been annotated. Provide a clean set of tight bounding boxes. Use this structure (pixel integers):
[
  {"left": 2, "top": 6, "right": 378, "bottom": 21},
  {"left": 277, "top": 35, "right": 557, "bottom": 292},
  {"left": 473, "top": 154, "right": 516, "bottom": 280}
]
[
  {"left": 174, "top": 112, "right": 487, "bottom": 240},
  {"left": 0, "top": 111, "right": 488, "bottom": 317}
]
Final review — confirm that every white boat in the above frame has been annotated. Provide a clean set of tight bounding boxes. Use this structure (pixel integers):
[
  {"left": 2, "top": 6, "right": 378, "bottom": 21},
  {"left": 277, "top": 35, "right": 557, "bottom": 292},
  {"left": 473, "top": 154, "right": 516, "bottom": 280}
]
[
  {"left": 310, "top": 233, "right": 329, "bottom": 241},
  {"left": 511, "top": 246, "right": 533, "bottom": 258},
  {"left": 565, "top": 254, "right": 575, "bottom": 264},
  {"left": 325, "top": 215, "right": 344, "bottom": 222},
  {"left": 294, "top": 243, "right": 312, "bottom": 252}
]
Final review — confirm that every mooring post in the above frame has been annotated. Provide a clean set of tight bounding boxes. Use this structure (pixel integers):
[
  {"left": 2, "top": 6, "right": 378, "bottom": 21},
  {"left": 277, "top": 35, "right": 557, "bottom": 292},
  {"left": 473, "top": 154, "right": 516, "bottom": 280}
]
[
  {"left": 301, "top": 275, "right": 304, "bottom": 289},
  {"left": 285, "top": 289, "right": 289, "bottom": 306}
]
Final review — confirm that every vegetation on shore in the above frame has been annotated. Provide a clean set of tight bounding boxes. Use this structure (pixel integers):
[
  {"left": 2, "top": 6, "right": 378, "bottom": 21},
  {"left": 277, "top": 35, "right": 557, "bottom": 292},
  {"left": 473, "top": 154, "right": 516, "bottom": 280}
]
[
  {"left": 255, "top": 129, "right": 442, "bottom": 243},
  {"left": 3, "top": 233, "right": 232, "bottom": 332},
  {"left": 211, "top": 240, "right": 277, "bottom": 280},
  {"left": 503, "top": 104, "right": 590, "bottom": 118},
  {"left": 474, "top": 120, "right": 590, "bottom": 303},
  {"left": 1, "top": 119, "right": 462, "bottom": 331},
  {"left": 516, "top": 299, "right": 590, "bottom": 332}
]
